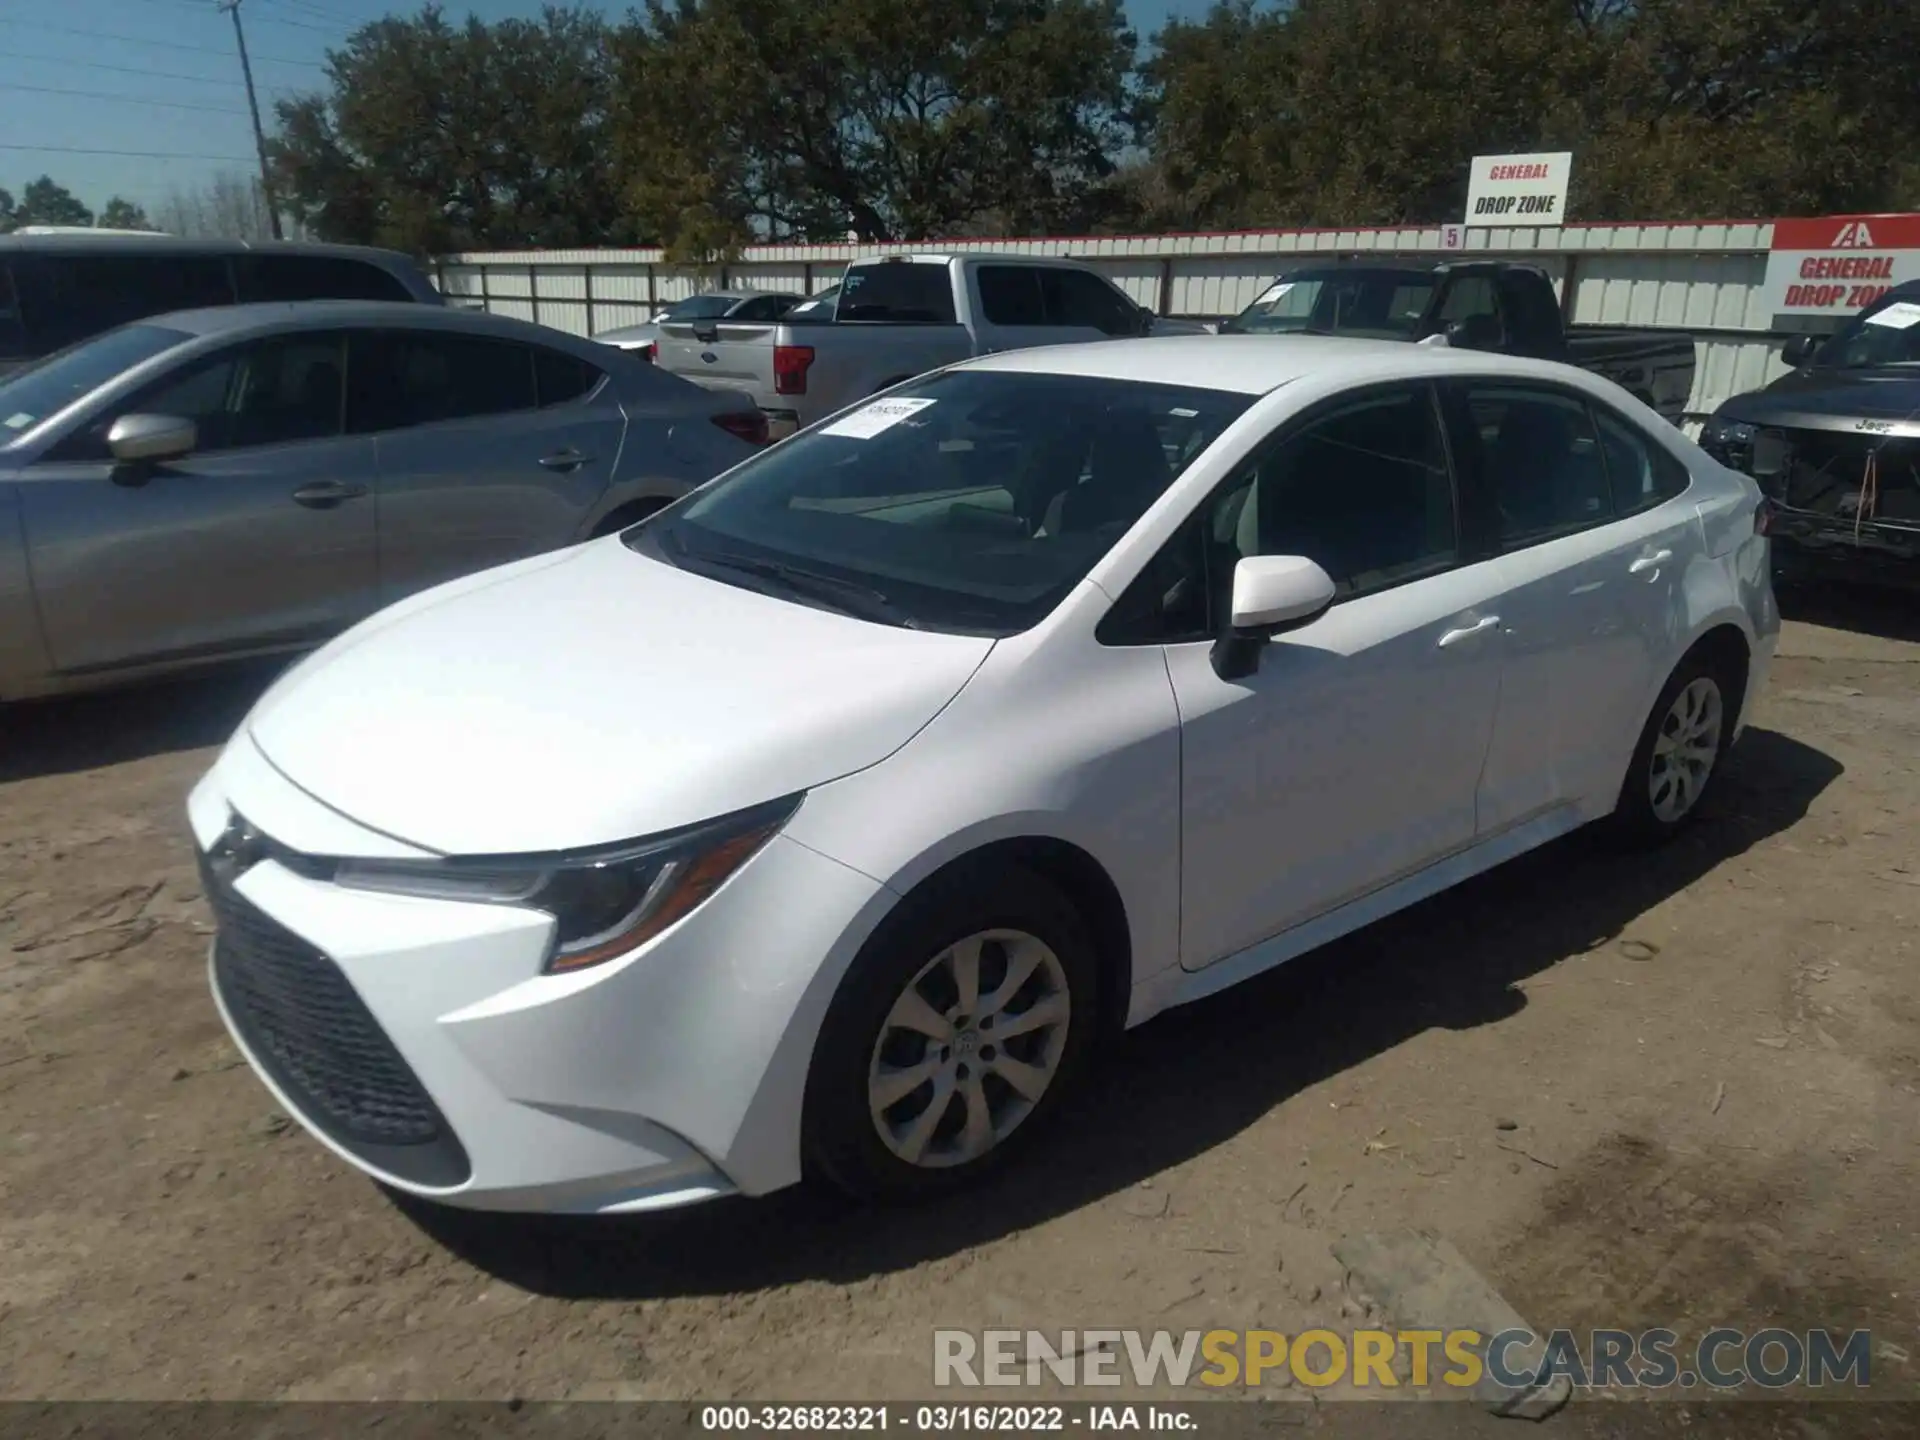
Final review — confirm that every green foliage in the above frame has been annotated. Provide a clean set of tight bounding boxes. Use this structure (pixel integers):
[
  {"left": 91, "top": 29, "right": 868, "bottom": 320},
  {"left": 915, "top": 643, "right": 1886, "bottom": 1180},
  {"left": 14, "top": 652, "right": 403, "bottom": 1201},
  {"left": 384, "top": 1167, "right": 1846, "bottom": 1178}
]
[
  {"left": 97, "top": 198, "right": 154, "bottom": 232},
  {"left": 266, "top": 4, "right": 642, "bottom": 254},
  {"left": 256, "top": 0, "right": 1920, "bottom": 253},
  {"left": 10, "top": 175, "right": 95, "bottom": 229}
]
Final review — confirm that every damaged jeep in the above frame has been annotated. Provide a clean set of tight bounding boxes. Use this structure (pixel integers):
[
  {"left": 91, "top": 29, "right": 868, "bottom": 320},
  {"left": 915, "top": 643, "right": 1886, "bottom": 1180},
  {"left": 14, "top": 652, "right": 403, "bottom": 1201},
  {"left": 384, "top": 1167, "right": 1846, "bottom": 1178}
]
[{"left": 1701, "top": 280, "right": 1920, "bottom": 592}]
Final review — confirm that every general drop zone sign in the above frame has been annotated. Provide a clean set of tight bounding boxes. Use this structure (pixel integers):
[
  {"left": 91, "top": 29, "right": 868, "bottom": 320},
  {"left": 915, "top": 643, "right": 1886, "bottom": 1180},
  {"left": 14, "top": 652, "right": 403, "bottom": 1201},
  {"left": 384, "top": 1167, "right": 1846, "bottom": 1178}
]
[
  {"left": 1762, "top": 215, "right": 1920, "bottom": 322},
  {"left": 1464, "top": 152, "right": 1572, "bottom": 226}
]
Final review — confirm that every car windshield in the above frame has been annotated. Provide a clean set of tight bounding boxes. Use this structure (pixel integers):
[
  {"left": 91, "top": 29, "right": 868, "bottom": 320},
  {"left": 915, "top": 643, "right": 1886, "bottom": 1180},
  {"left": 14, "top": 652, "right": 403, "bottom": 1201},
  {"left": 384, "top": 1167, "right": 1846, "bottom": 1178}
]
[
  {"left": 630, "top": 368, "right": 1254, "bottom": 636},
  {"left": 1812, "top": 293, "right": 1920, "bottom": 368},
  {"left": 660, "top": 295, "right": 741, "bottom": 321},
  {"left": 0, "top": 322, "right": 192, "bottom": 441},
  {"left": 1222, "top": 270, "right": 1436, "bottom": 338}
]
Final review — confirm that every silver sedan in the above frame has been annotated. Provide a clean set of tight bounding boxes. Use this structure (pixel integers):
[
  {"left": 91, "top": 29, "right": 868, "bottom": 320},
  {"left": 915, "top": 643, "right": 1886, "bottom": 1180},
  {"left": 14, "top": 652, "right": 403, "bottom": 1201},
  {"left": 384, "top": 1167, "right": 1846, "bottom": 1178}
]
[{"left": 0, "top": 301, "right": 765, "bottom": 699}]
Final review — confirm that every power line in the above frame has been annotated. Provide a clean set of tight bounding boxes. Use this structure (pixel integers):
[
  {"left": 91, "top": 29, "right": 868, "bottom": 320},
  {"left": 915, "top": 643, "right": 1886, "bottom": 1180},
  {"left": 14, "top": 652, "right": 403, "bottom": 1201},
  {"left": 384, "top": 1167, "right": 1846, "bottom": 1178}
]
[
  {"left": 0, "top": 49, "right": 306, "bottom": 92},
  {"left": 0, "top": 18, "right": 326, "bottom": 68},
  {"left": 5, "top": 83, "right": 250, "bottom": 117},
  {"left": 250, "top": 7, "right": 355, "bottom": 38},
  {"left": 0, "top": 144, "right": 258, "bottom": 162}
]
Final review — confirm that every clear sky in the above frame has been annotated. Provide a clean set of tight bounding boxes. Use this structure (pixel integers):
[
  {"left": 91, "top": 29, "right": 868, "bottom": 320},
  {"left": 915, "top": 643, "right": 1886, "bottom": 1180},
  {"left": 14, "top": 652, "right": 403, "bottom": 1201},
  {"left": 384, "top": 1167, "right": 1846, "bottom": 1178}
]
[{"left": 0, "top": 0, "right": 1216, "bottom": 218}]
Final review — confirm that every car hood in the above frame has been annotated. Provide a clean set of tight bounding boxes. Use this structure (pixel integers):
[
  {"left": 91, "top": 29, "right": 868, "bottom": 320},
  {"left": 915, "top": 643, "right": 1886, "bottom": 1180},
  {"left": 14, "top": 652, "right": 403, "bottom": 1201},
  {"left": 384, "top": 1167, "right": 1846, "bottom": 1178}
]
[
  {"left": 244, "top": 540, "right": 994, "bottom": 855},
  {"left": 1719, "top": 366, "right": 1920, "bottom": 434}
]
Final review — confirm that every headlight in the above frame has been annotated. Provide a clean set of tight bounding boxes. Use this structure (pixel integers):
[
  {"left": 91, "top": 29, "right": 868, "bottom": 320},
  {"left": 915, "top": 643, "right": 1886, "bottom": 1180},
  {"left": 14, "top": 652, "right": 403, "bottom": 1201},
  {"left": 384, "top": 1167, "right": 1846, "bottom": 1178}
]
[
  {"left": 1701, "top": 416, "right": 1757, "bottom": 448},
  {"left": 333, "top": 793, "right": 801, "bottom": 972}
]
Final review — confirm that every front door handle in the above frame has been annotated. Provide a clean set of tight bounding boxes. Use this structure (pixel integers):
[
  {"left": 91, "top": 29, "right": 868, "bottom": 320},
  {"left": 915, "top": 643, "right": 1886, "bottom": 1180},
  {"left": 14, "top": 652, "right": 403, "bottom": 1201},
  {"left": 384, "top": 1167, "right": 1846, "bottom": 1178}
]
[
  {"left": 538, "top": 448, "right": 595, "bottom": 472},
  {"left": 290, "top": 481, "right": 368, "bottom": 509},
  {"left": 1438, "top": 615, "right": 1501, "bottom": 648},
  {"left": 1628, "top": 549, "right": 1673, "bottom": 575}
]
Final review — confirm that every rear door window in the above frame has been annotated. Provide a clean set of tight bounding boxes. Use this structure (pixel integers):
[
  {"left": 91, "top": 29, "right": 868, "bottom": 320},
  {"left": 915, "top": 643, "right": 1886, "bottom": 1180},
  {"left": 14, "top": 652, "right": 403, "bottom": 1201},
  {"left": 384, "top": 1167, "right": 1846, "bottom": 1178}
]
[
  {"left": 13, "top": 254, "right": 236, "bottom": 355},
  {"left": 1041, "top": 269, "right": 1139, "bottom": 335},
  {"left": 1461, "top": 384, "right": 1611, "bottom": 546},
  {"left": 533, "top": 346, "right": 604, "bottom": 407},
  {"left": 836, "top": 263, "right": 957, "bottom": 323},
  {"left": 976, "top": 266, "right": 1048, "bottom": 326},
  {"left": 347, "top": 330, "right": 537, "bottom": 433},
  {"left": 236, "top": 254, "right": 414, "bottom": 303},
  {"left": 1594, "top": 406, "right": 1691, "bottom": 514}
]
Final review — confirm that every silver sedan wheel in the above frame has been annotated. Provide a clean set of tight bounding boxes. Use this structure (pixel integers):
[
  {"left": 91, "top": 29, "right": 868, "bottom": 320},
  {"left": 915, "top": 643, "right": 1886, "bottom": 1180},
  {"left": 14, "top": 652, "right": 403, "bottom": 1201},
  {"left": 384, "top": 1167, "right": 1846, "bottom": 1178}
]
[
  {"left": 867, "top": 929, "right": 1072, "bottom": 1169},
  {"left": 1649, "top": 676, "right": 1723, "bottom": 823}
]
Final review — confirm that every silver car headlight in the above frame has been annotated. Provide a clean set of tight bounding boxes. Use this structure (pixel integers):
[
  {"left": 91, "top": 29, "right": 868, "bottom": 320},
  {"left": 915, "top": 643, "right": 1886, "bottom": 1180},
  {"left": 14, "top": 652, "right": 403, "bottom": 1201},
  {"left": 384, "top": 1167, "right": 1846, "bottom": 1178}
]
[{"left": 334, "top": 794, "right": 801, "bottom": 972}]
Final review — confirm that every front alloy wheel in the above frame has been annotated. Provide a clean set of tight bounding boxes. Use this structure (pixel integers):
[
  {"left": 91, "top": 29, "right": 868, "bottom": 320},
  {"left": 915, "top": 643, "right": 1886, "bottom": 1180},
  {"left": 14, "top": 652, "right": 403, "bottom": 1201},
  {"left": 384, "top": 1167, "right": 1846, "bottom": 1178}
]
[
  {"left": 867, "top": 930, "right": 1071, "bottom": 1169},
  {"left": 804, "top": 865, "right": 1097, "bottom": 1200}
]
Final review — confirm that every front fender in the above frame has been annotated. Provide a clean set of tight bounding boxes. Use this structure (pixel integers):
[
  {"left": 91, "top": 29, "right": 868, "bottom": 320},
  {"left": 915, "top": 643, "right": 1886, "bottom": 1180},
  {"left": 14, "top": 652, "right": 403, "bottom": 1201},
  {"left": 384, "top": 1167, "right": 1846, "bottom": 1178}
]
[{"left": 0, "top": 481, "right": 52, "bottom": 697}]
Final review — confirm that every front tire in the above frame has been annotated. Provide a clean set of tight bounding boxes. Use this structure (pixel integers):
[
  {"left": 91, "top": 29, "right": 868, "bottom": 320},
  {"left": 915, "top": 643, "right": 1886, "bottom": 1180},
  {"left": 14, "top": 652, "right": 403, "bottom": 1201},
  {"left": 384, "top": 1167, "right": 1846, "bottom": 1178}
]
[
  {"left": 803, "top": 866, "right": 1098, "bottom": 1202},
  {"left": 1609, "top": 654, "right": 1733, "bottom": 844}
]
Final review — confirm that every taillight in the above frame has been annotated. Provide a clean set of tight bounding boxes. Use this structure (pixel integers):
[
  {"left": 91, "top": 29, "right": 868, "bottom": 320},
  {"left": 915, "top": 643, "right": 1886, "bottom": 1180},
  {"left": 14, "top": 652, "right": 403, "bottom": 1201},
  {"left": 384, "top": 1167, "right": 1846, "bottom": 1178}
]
[
  {"left": 773, "top": 344, "right": 815, "bottom": 396},
  {"left": 713, "top": 410, "right": 769, "bottom": 446},
  {"left": 640, "top": 341, "right": 657, "bottom": 363}
]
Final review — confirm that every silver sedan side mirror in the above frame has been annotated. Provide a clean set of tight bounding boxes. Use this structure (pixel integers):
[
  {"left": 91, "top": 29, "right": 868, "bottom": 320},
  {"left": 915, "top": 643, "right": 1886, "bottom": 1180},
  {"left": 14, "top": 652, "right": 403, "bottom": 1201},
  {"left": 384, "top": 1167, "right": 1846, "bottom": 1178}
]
[{"left": 107, "top": 413, "right": 197, "bottom": 465}]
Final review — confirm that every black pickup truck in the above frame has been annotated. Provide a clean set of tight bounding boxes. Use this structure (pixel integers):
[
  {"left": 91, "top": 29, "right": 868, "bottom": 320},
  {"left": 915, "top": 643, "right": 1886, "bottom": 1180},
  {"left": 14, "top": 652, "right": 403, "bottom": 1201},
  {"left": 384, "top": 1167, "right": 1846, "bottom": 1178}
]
[
  {"left": 1220, "top": 260, "right": 1697, "bottom": 425},
  {"left": 1699, "top": 281, "right": 1920, "bottom": 593}
]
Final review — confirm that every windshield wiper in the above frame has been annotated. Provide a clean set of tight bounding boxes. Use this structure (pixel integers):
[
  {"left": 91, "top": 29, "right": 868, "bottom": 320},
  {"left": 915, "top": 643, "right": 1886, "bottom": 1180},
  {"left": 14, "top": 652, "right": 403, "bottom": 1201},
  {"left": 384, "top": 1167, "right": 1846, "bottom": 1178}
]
[{"left": 691, "top": 550, "right": 921, "bottom": 629}]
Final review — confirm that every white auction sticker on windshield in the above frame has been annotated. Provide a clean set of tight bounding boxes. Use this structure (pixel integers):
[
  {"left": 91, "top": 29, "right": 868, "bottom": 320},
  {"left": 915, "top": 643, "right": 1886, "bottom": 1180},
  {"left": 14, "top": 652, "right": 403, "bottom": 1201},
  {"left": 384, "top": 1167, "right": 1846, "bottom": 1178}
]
[
  {"left": 1864, "top": 300, "right": 1920, "bottom": 330},
  {"left": 821, "top": 396, "right": 937, "bottom": 439},
  {"left": 1252, "top": 282, "right": 1293, "bottom": 306},
  {"left": 3, "top": 413, "right": 32, "bottom": 431}
]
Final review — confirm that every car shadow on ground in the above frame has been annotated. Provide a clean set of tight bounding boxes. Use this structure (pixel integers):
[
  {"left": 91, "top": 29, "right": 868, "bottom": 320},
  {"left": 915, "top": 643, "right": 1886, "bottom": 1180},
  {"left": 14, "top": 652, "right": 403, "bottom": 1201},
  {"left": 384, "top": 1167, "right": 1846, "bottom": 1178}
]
[
  {"left": 0, "top": 659, "right": 286, "bottom": 785},
  {"left": 1777, "top": 578, "right": 1920, "bottom": 645},
  {"left": 401, "top": 725, "right": 1843, "bottom": 1299}
]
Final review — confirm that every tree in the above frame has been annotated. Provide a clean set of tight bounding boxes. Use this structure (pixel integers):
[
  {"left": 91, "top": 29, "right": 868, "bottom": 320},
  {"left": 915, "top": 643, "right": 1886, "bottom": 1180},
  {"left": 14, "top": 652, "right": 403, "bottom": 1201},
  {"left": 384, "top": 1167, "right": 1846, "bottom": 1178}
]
[
  {"left": 267, "top": 4, "right": 642, "bottom": 254},
  {"left": 0, "top": 187, "right": 14, "bottom": 233},
  {"left": 1139, "top": 0, "right": 1920, "bottom": 230},
  {"left": 153, "top": 172, "right": 285, "bottom": 240},
  {"left": 616, "top": 0, "right": 1140, "bottom": 249},
  {"left": 13, "top": 175, "right": 94, "bottom": 228},
  {"left": 97, "top": 197, "right": 154, "bottom": 231}
]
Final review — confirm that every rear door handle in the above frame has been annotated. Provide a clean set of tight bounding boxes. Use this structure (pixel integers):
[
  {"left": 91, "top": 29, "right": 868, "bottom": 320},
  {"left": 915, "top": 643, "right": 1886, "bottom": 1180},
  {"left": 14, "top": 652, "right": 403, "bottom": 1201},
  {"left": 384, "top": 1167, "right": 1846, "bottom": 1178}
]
[
  {"left": 1628, "top": 549, "right": 1673, "bottom": 575},
  {"left": 538, "top": 448, "right": 595, "bottom": 472},
  {"left": 290, "top": 481, "right": 368, "bottom": 509},
  {"left": 1438, "top": 615, "right": 1501, "bottom": 648}
]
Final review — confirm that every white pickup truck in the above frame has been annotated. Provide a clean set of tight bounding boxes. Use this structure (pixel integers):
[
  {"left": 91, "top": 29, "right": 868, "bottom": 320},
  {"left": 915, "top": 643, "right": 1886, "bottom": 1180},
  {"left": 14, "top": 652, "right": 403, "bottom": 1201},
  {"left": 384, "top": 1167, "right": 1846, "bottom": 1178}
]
[{"left": 653, "top": 253, "right": 1208, "bottom": 438}]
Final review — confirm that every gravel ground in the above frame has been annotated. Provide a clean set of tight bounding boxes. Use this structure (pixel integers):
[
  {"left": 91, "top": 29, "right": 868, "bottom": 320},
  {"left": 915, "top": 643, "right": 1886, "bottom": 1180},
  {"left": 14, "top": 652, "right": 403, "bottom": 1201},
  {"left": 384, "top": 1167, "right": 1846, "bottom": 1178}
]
[{"left": 2, "top": 593, "right": 1916, "bottom": 1417}]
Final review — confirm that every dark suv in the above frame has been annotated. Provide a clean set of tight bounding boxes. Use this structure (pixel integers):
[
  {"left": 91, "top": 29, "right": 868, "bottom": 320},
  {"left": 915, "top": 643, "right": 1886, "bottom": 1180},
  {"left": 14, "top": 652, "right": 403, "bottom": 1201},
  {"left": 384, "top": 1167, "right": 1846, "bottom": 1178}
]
[{"left": 0, "top": 235, "right": 442, "bottom": 377}]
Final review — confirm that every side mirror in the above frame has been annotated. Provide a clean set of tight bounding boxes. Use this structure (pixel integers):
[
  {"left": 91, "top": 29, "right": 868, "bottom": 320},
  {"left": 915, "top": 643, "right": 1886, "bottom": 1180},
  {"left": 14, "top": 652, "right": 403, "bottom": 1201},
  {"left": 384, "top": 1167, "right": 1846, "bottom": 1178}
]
[
  {"left": 1210, "top": 555, "right": 1337, "bottom": 681},
  {"left": 1445, "top": 315, "right": 1499, "bottom": 351},
  {"left": 107, "top": 413, "right": 196, "bottom": 466},
  {"left": 1136, "top": 304, "right": 1156, "bottom": 336},
  {"left": 1781, "top": 333, "right": 1819, "bottom": 368}
]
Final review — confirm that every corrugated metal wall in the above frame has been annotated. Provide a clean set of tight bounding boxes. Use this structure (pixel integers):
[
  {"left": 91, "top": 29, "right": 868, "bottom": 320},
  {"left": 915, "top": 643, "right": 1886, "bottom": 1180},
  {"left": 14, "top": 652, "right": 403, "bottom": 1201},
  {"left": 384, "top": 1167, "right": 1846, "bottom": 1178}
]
[{"left": 439, "top": 220, "right": 1797, "bottom": 423}]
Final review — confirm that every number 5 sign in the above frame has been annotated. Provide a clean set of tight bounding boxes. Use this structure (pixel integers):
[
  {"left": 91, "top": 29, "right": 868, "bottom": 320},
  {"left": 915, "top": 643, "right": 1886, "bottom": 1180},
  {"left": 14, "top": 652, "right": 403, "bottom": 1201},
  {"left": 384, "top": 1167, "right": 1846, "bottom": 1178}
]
[{"left": 1440, "top": 223, "right": 1465, "bottom": 252}]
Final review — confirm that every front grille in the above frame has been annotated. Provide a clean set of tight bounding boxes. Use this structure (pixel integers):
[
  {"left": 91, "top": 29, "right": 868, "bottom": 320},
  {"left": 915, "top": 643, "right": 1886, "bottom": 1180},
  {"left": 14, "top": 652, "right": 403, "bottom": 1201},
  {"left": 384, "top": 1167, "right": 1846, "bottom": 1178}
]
[
  {"left": 201, "top": 840, "right": 471, "bottom": 1187},
  {"left": 1763, "top": 429, "right": 1920, "bottom": 527}
]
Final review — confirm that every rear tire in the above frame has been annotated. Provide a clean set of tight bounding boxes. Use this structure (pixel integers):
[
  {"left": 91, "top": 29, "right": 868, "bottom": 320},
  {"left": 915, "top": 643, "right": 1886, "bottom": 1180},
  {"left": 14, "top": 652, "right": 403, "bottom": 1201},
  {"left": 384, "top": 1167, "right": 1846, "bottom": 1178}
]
[
  {"left": 1607, "top": 652, "right": 1735, "bottom": 846},
  {"left": 803, "top": 865, "right": 1098, "bottom": 1203}
]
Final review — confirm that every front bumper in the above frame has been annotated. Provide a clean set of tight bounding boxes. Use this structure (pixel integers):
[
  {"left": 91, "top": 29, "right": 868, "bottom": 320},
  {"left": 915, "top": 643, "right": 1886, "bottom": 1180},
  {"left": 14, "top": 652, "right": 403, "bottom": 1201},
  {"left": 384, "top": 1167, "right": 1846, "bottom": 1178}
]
[{"left": 189, "top": 736, "right": 890, "bottom": 1214}]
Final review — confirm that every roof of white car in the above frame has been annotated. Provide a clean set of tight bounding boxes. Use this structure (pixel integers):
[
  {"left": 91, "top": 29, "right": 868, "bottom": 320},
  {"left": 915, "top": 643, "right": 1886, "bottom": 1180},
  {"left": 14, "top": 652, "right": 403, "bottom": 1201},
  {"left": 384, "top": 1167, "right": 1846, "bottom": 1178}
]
[{"left": 961, "top": 334, "right": 1586, "bottom": 396}]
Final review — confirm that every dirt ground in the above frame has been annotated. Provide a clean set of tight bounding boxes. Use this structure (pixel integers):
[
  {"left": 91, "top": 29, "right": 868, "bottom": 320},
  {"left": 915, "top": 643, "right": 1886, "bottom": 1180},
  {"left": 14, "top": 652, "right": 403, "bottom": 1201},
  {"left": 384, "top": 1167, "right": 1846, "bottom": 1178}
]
[{"left": 2, "top": 590, "right": 1917, "bottom": 1418}]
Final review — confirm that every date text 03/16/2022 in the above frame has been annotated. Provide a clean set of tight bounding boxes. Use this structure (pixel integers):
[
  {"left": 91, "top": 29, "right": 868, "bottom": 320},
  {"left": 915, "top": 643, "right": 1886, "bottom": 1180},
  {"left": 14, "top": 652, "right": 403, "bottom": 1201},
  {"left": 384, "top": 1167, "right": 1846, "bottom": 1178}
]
[{"left": 700, "top": 1406, "right": 1196, "bottom": 1432}]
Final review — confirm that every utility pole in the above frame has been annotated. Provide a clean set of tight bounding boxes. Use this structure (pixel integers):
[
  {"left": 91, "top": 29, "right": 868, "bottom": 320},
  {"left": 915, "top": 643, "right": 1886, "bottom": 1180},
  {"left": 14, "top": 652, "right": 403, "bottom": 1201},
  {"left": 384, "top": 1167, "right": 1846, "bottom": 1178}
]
[{"left": 218, "top": 0, "right": 284, "bottom": 240}]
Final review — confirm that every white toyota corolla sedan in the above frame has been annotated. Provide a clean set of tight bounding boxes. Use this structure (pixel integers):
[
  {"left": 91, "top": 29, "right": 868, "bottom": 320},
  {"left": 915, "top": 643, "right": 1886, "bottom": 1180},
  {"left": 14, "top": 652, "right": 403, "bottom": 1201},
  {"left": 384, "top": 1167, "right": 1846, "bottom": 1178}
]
[{"left": 189, "top": 335, "right": 1778, "bottom": 1214}]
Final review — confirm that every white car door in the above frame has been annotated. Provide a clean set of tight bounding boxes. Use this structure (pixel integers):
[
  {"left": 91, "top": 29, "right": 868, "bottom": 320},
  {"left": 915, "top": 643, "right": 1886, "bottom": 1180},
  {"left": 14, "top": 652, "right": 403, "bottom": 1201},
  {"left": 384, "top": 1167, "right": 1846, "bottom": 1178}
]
[
  {"left": 1101, "top": 382, "right": 1509, "bottom": 972},
  {"left": 1450, "top": 381, "right": 1695, "bottom": 829}
]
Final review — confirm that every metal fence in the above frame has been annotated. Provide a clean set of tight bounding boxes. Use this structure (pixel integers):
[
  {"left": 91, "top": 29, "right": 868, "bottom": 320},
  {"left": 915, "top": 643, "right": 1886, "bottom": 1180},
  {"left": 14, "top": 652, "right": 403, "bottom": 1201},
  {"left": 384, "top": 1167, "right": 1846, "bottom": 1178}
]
[{"left": 439, "top": 220, "right": 1800, "bottom": 425}]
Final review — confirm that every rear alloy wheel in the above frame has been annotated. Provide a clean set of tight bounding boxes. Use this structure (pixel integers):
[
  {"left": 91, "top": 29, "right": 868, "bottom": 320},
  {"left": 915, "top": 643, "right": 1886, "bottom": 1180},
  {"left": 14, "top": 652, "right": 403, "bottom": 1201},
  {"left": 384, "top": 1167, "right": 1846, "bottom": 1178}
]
[
  {"left": 1610, "top": 655, "right": 1734, "bottom": 844},
  {"left": 805, "top": 866, "right": 1097, "bottom": 1200},
  {"left": 1648, "top": 676, "right": 1724, "bottom": 824}
]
